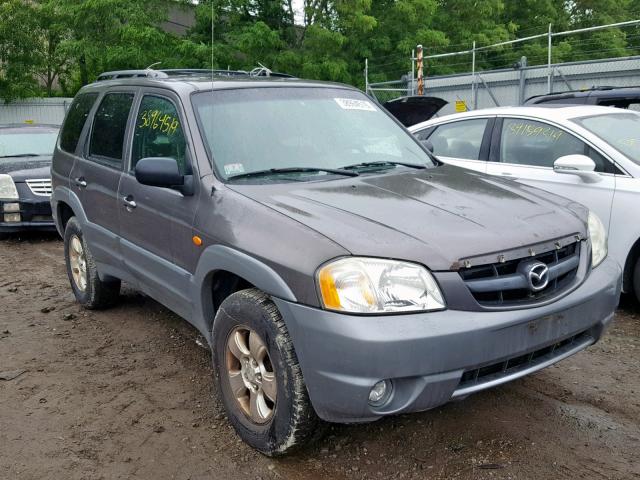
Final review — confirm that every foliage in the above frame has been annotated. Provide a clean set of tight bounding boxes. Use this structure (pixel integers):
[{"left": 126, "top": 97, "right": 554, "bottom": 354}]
[{"left": 1, "top": 0, "right": 640, "bottom": 99}]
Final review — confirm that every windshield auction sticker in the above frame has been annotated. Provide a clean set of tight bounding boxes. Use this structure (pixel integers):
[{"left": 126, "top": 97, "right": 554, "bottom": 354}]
[
  {"left": 334, "top": 98, "right": 377, "bottom": 112},
  {"left": 224, "top": 163, "right": 245, "bottom": 176}
]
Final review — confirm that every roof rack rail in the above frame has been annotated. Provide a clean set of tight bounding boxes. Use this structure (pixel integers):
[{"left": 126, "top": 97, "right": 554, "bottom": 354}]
[
  {"left": 96, "top": 69, "right": 169, "bottom": 81},
  {"left": 96, "top": 67, "right": 295, "bottom": 82}
]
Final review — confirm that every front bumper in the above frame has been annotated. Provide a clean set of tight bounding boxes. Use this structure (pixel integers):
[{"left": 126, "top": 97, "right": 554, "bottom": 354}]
[
  {"left": 273, "top": 256, "right": 621, "bottom": 423},
  {"left": 0, "top": 187, "right": 55, "bottom": 233}
]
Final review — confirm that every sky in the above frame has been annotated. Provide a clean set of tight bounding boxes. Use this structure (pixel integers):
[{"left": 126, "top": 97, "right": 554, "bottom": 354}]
[{"left": 292, "top": 0, "right": 305, "bottom": 24}]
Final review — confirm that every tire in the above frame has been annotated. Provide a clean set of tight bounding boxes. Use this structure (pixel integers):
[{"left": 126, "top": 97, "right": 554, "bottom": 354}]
[
  {"left": 633, "top": 257, "right": 640, "bottom": 304},
  {"left": 212, "top": 288, "right": 321, "bottom": 456},
  {"left": 63, "top": 217, "right": 120, "bottom": 309}
]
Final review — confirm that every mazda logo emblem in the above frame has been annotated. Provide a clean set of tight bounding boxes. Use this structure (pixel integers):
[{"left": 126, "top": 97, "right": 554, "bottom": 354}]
[{"left": 527, "top": 262, "right": 549, "bottom": 292}]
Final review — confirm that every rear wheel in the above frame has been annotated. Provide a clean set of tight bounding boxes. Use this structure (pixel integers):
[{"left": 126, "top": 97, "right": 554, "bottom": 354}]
[
  {"left": 632, "top": 258, "right": 640, "bottom": 304},
  {"left": 212, "top": 288, "right": 321, "bottom": 456},
  {"left": 63, "top": 217, "right": 120, "bottom": 309}
]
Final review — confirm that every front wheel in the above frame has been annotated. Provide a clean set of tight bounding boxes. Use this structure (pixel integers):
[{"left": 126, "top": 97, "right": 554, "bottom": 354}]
[
  {"left": 212, "top": 288, "right": 321, "bottom": 456},
  {"left": 63, "top": 217, "right": 120, "bottom": 309}
]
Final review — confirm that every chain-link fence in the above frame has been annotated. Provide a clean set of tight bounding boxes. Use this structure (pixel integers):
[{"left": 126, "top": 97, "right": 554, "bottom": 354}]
[{"left": 367, "top": 19, "right": 640, "bottom": 113}]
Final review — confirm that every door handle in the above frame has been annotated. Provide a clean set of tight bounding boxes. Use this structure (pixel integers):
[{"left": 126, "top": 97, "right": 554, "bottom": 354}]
[
  {"left": 500, "top": 172, "right": 514, "bottom": 176},
  {"left": 74, "top": 177, "right": 87, "bottom": 188},
  {"left": 123, "top": 195, "right": 137, "bottom": 210}
]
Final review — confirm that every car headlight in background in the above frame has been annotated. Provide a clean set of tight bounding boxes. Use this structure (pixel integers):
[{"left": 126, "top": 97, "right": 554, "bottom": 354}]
[
  {"left": 317, "top": 257, "right": 445, "bottom": 314},
  {"left": 0, "top": 174, "right": 19, "bottom": 200},
  {"left": 588, "top": 211, "right": 607, "bottom": 268}
]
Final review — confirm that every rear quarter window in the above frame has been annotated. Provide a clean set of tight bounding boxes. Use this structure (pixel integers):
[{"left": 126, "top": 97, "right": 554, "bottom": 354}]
[{"left": 60, "top": 93, "right": 99, "bottom": 153}]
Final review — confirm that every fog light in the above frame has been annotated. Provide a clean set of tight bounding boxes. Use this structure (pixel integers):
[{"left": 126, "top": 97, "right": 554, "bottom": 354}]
[
  {"left": 4, "top": 213, "right": 20, "bottom": 223},
  {"left": 368, "top": 379, "right": 393, "bottom": 407},
  {"left": 3, "top": 202, "right": 19, "bottom": 213}
]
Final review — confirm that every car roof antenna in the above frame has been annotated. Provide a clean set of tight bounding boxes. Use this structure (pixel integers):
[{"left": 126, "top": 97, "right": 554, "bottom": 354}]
[
  {"left": 250, "top": 63, "right": 272, "bottom": 77},
  {"left": 145, "top": 62, "right": 162, "bottom": 72}
]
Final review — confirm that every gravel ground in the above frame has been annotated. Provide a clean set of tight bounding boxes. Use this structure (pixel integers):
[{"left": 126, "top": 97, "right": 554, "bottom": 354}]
[{"left": 1, "top": 233, "right": 639, "bottom": 480}]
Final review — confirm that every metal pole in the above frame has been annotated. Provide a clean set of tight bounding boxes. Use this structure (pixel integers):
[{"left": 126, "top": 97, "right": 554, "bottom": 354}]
[
  {"left": 365, "top": 58, "right": 369, "bottom": 95},
  {"left": 547, "top": 23, "right": 552, "bottom": 94},
  {"left": 518, "top": 56, "right": 527, "bottom": 105},
  {"left": 411, "top": 49, "right": 415, "bottom": 96},
  {"left": 471, "top": 41, "right": 476, "bottom": 110},
  {"left": 417, "top": 45, "right": 424, "bottom": 96}
]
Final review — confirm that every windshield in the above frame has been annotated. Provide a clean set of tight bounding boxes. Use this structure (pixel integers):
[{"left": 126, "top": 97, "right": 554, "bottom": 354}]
[
  {"left": 192, "top": 87, "right": 435, "bottom": 181},
  {"left": 572, "top": 112, "right": 640, "bottom": 165},
  {"left": 0, "top": 127, "right": 59, "bottom": 159}
]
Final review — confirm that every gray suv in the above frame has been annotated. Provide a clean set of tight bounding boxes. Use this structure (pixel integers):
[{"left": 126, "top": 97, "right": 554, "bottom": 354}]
[{"left": 51, "top": 69, "right": 622, "bottom": 456}]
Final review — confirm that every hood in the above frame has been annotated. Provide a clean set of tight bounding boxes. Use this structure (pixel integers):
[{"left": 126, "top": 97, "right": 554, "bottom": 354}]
[
  {"left": 228, "top": 165, "right": 587, "bottom": 271},
  {"left": 0, "top": 157, "right": 52, "bottom": 182},
  {"left": 383, "top": 96, "right": 448, "bottom": 127}
]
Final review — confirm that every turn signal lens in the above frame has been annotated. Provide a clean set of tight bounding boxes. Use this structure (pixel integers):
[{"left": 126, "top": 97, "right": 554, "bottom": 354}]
[{"left": 3, "top": 202, "right": 20, "bottom": 213}]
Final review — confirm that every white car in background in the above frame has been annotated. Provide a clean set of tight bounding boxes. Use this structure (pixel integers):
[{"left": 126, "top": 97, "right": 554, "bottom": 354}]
[{"left": 409, "top": 105, "right": 640, "bottom": 301}]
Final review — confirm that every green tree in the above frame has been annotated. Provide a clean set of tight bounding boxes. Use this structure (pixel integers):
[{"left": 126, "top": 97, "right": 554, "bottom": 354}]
[{"left": 0, "top": 0, "right": 41, "bottom": 100}]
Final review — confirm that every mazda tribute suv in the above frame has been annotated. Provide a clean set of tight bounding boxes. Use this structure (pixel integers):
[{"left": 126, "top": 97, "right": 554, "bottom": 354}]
[{"left": 51, "top": 69, "right": 622, "bottom": 456}]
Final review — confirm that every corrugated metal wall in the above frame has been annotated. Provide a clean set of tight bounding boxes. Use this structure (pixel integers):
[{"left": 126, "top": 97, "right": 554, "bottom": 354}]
[
  {"left": 370, "top": 56, "right": 640, "bottom": 117},
  {"left": 0, "top": 98, "right": 73, "bottom": 125}
]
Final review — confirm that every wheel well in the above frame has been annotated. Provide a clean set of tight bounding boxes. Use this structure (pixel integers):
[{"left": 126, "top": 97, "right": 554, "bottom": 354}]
[
  {"left": 623, "top": 238, "right": 640, "bottom": 293},
  {"left": 206, "top": 270, "right": 255, "bottom": 328},
  {"left": 57, "top": 202, "right": 75, "bottom": 231}
]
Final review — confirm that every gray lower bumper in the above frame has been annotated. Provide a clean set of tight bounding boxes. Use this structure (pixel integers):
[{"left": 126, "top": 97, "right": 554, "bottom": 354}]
[{"left": 273, "top": 256, "right": 621, "bottom": 423}]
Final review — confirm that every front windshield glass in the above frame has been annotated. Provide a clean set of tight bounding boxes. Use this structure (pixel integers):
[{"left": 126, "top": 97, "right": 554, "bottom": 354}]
[
  {"left": 0, "top": 127, "right": 59, "bottom": 159},
  {"left": 572, "top": 112, "right": 640, "bottom": 165},
  {"left": 192, "top": 87, "right": 435, "bottom": 181}
]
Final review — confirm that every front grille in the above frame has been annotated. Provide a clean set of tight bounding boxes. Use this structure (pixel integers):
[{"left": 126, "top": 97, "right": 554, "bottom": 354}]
[
  {"left": 459, "top": 242, "right": 580, "bottom": 306},
  {"left": 25, "top": 178, "right": 52, "bottom": 197},
  {"left": 457, "top": 330, "right": 592, "bottom": 390}
]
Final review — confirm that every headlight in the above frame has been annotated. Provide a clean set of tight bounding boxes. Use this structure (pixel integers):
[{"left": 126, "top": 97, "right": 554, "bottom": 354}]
[
  {"left": 588, "top": 211, "right": 607, "bottom": 268},
  {"left": 0, "top": 174, "right": 18, "bottom": 200},
  {"left": 317, "top": 257, "right": 445, "bottom": 314}
]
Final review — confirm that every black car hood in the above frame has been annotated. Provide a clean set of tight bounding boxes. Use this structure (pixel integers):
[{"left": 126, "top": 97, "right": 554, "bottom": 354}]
[
  {"left": 228, "top": 165, "right": 587, "bottom": 271},
  {"left": 0, "top": 156, "right": 52, "bottom": 182}
]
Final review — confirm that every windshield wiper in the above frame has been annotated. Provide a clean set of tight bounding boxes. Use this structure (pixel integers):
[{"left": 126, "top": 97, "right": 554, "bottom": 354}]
[
  {"left": 341, "top": 161, "right": 427, "bottom": 170},
  {"left": 0, "top": 153, "right": 42, "bottom": 158},
  {"left": 227, "top": 167, "right": 359, "bottom": 181}
]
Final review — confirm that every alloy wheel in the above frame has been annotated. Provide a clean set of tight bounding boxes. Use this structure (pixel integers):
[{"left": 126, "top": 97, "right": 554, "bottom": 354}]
[
  {"left": 225, "top": 326, "right": 277, "bottom": 424},
  {"left": 69, "top": 234, "right": 87, "bottom": 292}
]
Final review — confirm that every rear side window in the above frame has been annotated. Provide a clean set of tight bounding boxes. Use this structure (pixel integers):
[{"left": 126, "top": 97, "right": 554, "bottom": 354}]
[
  {"left": 499, "top": 118, "right": 609, "bottom": 173},
  {"left": 60, "top": 93, "right": 98, "bottom": 153},
  {"left": 131, "top": 95, "right": 189, "bottom": 174},
  {"left": 427, "top": 119, "right": 488, "bottom": 160},
  {"left": 88, "top": 92, "right": 134, "bottom": 167}
]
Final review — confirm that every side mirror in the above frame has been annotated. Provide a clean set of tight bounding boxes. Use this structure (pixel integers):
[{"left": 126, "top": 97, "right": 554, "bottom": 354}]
[
  {"left": 421, "top": 139, "right": 434, "bottom": 153},
  {"left": 553, "top": 155, "right": 601, "bottom": 183},
  {"left": 135, "top": 157, "right": 194, "bottom": 195}
]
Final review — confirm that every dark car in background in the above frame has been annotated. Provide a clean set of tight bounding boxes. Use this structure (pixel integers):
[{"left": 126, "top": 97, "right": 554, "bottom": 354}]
[
  {"left": 0, "top": 124, "right": 59, "bottom": 235},
  {"left": 525, "top": 85, "right": 640, "bottom": 110}
]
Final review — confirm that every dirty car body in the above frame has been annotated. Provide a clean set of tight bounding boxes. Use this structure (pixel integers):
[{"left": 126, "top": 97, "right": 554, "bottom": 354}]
[
  {"left": 0, "top": 124, "right": 58, "bottom": 233},
  {"left": 50, "top": 72, "right": 620, "bottom": 450}
]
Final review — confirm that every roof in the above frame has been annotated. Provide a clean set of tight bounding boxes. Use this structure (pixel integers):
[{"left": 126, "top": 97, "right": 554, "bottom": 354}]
[
  {"left": 408, "top": 105, "right": 636, "bottom": 131},
  {"left": 527, "top": 85, "right": 640, "bottom": 103}
]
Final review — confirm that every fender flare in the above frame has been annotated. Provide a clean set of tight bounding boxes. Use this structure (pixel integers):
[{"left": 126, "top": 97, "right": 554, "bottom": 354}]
[
  {"left": 192, "top": 245, "right": 297, "bottom": 334},
  {"left": 51, "top": 186, "right": 87, "bottom": 234}
]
